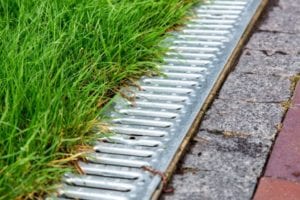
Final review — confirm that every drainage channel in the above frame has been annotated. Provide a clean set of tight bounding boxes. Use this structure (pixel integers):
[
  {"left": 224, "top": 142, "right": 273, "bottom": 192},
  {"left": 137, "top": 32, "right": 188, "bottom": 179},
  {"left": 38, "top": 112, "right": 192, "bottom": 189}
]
[{"left": 49, "top": 0, "right": 267, "bottom": 200}]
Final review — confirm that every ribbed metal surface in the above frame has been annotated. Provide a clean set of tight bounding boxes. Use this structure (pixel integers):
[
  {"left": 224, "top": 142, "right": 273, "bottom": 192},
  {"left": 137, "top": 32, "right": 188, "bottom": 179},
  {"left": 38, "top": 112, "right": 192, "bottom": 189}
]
[{"left": 50, "top": 0, "right": 264, "bottom": 199}]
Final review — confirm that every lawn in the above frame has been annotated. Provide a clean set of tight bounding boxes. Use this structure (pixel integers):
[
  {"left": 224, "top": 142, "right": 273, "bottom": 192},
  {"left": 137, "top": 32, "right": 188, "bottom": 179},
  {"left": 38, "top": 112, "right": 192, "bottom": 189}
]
[{"left": 0, "top": 0, "right": 198, "bottom": 199}]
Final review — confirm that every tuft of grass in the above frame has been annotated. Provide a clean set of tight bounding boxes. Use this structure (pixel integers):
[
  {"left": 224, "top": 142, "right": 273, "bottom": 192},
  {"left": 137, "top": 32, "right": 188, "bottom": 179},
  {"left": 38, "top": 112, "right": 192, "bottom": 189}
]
[
  {"left": 291, "top": 74, "right": 300, "bottom": 91},
  {"left": 0, "top": 0, "right": 199, "bottom": 199}
]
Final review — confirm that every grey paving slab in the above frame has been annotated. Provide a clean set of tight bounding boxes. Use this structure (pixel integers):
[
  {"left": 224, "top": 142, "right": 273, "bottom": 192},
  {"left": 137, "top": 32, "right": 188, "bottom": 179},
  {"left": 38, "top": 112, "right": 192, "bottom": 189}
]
[
  {"left": 180, "top": 132, "right": 271, "bottom": 176},
  {"left": 259, "top": 7, "right": 300, "bottom": 34},
  {"left": 200, "top": 99, "right": 284, "bottom": 140},
  {"left": 278, "top": 0, "right": 300, "bottom": 10},
  {"left": 235, "top": 50, "right": 300, "bottom": 76},
  {"left": 162, "top": 171, "right": 256, "bottom": 200},
  {"left": 218, "top": 72, "right": 291, "bottom": 102},
  {"left": 161, "top": 131, "right": 271, "bottom": 200},
  {"left": 246, "top": 32, "right": 300, "bottom": 55}
]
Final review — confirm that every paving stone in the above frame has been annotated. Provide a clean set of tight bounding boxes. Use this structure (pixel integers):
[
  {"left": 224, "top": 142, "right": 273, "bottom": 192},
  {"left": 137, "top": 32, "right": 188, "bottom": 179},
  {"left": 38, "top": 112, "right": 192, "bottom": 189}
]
[
  {"left": 201, "top": 99, "right": 284, "bottom": 140},
  {"left": 246, "top": 32, "right": 300, "bottom": 55},
  {"left": 264, "top": 120, "right": 300, "bottom": 182},
  {"left": 181, "top": 131, "right": 271, "bottom": 175},
  {"left": 264, "top": 85, "right": 300, "bottom": 182},
  {"left": 218, "top": 72, "right": 291, "bottom": 102},
  {"left": 278, "top": 0, "right": 300, "bottom": 11},
  {"left": 162, "top": 171, "right": 256, "bottom": 200},
  {"left": 235, "top": 50, "right": 300, "bottom": 76},
  {"left": 253, "top": 177, "right": 300, "bottom": 200},
  {"left": 259, "top": 7, "right": 300, "bottom": 34}
]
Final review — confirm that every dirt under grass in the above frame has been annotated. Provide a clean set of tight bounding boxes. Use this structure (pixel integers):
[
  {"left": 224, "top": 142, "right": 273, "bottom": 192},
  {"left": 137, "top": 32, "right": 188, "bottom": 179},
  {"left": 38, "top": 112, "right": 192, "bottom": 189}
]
[{"left": 0, "top": 0, "right": 198, "bottom": 199}]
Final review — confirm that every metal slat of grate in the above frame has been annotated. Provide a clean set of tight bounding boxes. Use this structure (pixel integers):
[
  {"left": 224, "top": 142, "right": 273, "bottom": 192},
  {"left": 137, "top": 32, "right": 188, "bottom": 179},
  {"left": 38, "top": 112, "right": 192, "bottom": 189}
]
[{"left": 50, "top": 0, "right": 266, "bottom": 199}]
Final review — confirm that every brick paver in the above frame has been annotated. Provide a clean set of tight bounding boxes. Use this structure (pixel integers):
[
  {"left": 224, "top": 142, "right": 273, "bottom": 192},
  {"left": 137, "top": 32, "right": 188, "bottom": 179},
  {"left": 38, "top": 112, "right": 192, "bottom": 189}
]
[
  {"left": 253, "top": 177, "right": 300, "bottom": 200},
  {"left": 264, "top": 83, "right": 300, "bottom": 182}
]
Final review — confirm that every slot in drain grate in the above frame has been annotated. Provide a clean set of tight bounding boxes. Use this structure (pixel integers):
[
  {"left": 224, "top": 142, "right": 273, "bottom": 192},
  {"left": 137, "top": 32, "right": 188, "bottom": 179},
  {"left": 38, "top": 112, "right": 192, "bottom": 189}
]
[{"left": 50, "top": 0, "right": 265, "bottom": 199}]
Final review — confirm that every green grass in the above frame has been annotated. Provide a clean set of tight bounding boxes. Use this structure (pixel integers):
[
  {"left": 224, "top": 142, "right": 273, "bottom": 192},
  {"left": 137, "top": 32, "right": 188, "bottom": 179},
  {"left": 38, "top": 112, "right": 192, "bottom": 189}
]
[{"left": 0, "top": 0, "right": 198, "bottom": 199}]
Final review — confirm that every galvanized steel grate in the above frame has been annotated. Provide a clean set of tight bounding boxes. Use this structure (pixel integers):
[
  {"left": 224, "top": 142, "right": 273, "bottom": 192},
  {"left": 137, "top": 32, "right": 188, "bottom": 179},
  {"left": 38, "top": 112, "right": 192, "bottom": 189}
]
[{"left": 50, "top": 0, "right": 265, "bottom": 199}]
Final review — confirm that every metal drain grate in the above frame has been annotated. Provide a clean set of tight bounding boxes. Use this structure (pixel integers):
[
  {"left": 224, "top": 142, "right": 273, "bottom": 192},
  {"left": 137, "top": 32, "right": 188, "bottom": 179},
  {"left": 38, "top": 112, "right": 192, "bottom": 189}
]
[{"left": 51, "top": 0, "right": 265, "bottom": 199}]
